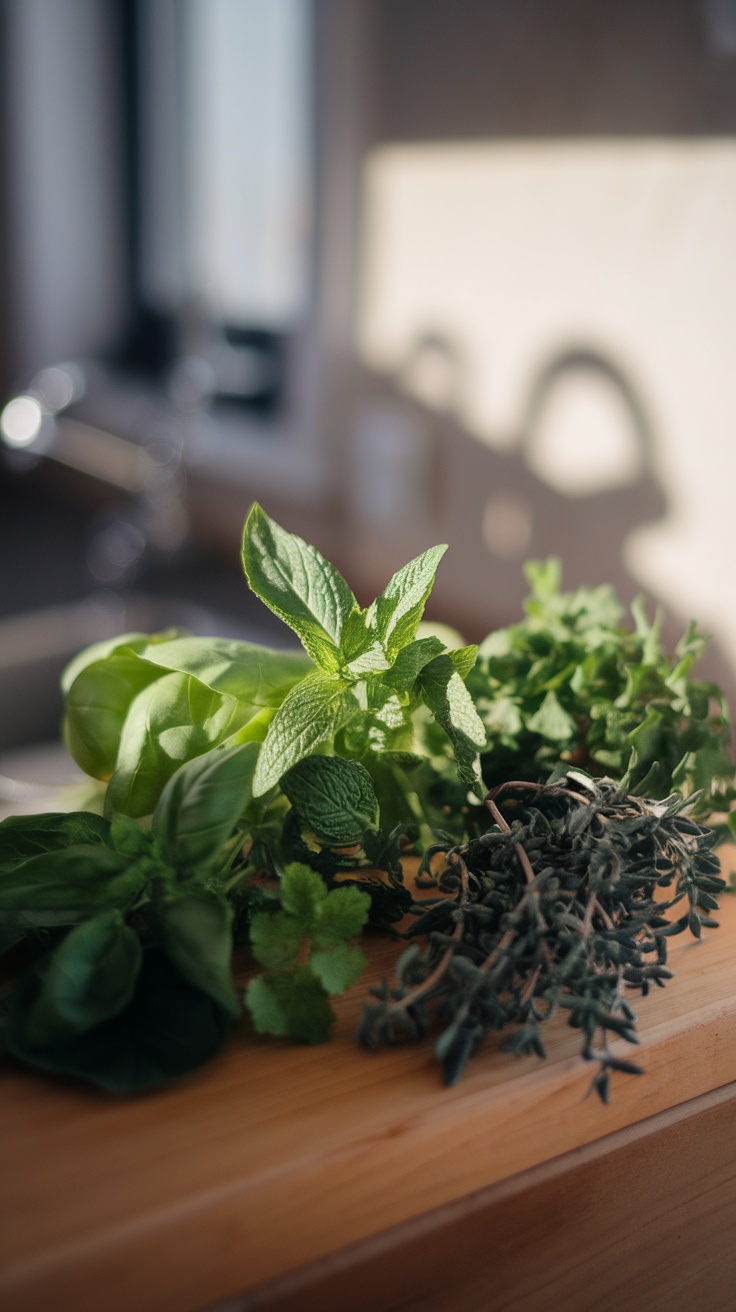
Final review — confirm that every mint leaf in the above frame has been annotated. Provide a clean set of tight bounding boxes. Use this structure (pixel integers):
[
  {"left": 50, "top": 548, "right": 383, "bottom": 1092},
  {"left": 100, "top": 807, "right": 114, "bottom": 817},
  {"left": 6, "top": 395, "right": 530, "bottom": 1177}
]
[
  {"left": 242, "top": 504, "right": 360, "bottom": 672},
  {"left": 448, "top": 645, "right": 479, "bottom": 681},
  {"left": 311, "top": 885, "right": 371, "bottom": 946},
  {"left": 253, "top": 671, "right": 356, "bottom": 796},
  {"left": 246, "top": 967, "right": 334, "bottom": 1043},
  {"left": 371, "top": 544, "right": 447, "bottom": 659},
  {"left": 249, "top": 909, "right": 303, "bottom": 968},
  {"left": 384, "top": 636, "right": 447, "bottom": 694},
  {"left": 282, "top": 756, "right": 379, "bottom": 846},
  {"left": 310, "top": 943, "right": 367, "bottom": 995},
  {"left": 417, "top": 654, "right": 486, "bottom": 788},
  {"left": 159, "top": 893, "right": 240, "bottom": 1016}
]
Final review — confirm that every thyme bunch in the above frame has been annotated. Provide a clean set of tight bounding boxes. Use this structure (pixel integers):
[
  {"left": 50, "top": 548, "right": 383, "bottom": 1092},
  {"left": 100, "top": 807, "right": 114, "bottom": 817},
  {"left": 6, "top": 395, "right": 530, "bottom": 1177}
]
[{"left": 359, "top": 772, "right": 724, "bottom": 1098}]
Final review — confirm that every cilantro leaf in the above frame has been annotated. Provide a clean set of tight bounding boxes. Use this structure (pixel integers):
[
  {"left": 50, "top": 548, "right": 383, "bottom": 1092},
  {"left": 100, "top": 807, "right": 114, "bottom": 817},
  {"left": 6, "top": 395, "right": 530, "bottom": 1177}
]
[
  {"left": 310, "top": 943, "right": 367, "bottom": 995},
  {"left": 311, "top": 885, "right": 371, "bottom": 946},
  {"left": 246, "top": 967, "right": 335, "bottom": 1043}
]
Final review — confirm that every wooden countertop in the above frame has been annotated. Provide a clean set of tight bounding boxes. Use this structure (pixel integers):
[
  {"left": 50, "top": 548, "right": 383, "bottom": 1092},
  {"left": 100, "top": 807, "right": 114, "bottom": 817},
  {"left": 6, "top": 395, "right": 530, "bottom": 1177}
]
[{"left": 3, "top": 852, "right": 736, "bottom": 1312}]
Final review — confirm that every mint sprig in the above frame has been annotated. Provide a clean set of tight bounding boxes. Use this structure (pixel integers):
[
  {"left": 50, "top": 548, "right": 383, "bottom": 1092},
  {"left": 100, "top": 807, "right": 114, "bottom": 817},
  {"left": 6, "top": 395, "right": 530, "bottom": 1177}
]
[{"left": 242, "top": 503, "right": 484, "bottom": 797}]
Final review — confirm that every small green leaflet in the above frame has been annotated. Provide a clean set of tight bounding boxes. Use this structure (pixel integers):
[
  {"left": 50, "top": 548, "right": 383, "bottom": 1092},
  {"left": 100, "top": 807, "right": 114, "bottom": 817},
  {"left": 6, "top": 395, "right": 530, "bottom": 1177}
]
[
  {"left": 242, "top": 503, "right": 360, "bottom": 672},
  {"left": 370, "top": 545, "right": 448, "bottom": 661},
  {"left": 253, "top": 671, "right": 357, "bottom": 796},
  {"left": 246, "top": 864, "right": 370, "bottom": 1043},
  {"left": 417, "top": 654, "right": 485, "bottom": 789},
  {"left": 246, "top": 968, "right": 335, "bottom": 1044},
  {"left": 282, "top": 756, "right": 379, "bottom": 846}
]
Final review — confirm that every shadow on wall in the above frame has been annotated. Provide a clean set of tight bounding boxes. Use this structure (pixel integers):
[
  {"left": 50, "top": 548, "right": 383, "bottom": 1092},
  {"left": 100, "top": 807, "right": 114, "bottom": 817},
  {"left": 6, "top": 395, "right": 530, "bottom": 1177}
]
[{"left": 348, "top": 344, "right": 736, "bottom": 712}]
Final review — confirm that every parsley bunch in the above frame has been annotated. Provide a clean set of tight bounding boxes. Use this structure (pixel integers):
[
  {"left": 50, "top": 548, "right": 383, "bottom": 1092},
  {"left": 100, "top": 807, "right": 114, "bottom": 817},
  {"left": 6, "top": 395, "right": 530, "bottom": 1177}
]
[{"left": 468, "top": 559, "right": 735, "bottom": 828}]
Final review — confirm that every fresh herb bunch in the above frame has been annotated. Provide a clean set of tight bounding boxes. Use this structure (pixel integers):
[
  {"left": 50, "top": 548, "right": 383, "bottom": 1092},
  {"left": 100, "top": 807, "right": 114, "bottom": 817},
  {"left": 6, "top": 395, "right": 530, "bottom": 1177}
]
[
  {"left": 359, "top": 772, "right": 724, "bottom": 1098},
  {"left": 467, "top": 559, "right": 736, "bottom": 827},
  {"left": 0, "top": 507, "right": 485, "bottom": 1090},
  {"left": 0, "top": 509, "right": 731, "bottom": 1096}
]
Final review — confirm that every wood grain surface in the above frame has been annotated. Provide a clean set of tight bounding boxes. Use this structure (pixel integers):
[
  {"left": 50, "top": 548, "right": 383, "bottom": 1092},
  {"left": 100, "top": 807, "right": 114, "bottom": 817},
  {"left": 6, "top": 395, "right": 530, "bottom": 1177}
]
[{"left": 3, "top": 853, "right": 736, "bottom": 1312}]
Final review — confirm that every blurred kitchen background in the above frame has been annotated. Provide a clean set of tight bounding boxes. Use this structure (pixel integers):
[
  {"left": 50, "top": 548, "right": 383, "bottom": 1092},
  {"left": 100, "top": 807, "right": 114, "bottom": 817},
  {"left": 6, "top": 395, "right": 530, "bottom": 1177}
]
[{"left": 2, "top": 0, "right": 736, "bottom": 716}]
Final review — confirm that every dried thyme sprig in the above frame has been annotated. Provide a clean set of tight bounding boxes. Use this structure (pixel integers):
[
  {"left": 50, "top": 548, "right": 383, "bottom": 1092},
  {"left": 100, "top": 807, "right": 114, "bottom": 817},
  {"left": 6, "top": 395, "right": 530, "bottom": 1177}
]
[{"left": 358, "top": 771, "right": 724, "bottom": 1099}]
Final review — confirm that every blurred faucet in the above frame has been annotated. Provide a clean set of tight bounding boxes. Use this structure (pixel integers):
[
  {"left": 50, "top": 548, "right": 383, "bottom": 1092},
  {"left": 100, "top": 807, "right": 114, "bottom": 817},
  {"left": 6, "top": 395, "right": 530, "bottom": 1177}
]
[{"left": 0, "top": 362, "right": 189, "bottom": 587}]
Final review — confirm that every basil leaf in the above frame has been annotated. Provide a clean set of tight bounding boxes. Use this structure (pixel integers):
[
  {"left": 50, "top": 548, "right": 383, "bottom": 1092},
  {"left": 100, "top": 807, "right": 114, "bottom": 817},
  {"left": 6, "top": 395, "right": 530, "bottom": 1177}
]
[
  {"left": 282, "top": 756, "right": 379, "bottom": 846},
  {"left": 0, "top": 918, "right": 27, "bottom": 957},
  {"left": 159, "top": 893, "right": 240, "bottom": 1016},
  {"left": 152, "top": 742, "right": 259, "bottom": 874},
  {"left": 64, "top": 650, "right": 164, "bottom": 780},
  {"left": 245, "top": 966, "right": 334, "bottom": 1043},
  {"left": 242, "top": 503, "right": 360, "bottom": 672},
  {"left": 417, "top": 654, "right": 486, "bottom": 788},
  {"left": 5, "top": 948, "right": 232, "bottom": 1093},
  {"left": 252, "top": 671, "right": 357, "bottom": 796},
  {"left": 23, "top": 911, "right": 142, "bottom": 1045},
  {"left": 138, "top": 635, "right": 311, "bottom": 704},
  {"left": 106, "top": 672, "right": 255, "bottom": 818},
  {"left": 0, "top": 846, "right": 143, "bottom": 915},
  {"left": 371, "top": 544, "right": 447, "bottom": 660},
  {"left": 0, "top": 811, "right": 112, "bottom": 872},
  {"left": 60, "top": 632, "right": 151, "bottom": 694}
]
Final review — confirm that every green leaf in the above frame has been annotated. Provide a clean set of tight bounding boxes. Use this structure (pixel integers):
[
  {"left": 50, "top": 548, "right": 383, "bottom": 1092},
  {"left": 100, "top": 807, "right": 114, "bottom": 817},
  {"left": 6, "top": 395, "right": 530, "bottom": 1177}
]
[
  {"left": 64, "top": 650, "right": 164, "bottom": 780},
  {"left": 309, "top": 943, "right": 367, "bottom": 995},
  {"left": 245, "top": 966, "right": 334, "bottom": 1043},
  {"left": 0, "top": 846, "right": 143, "bottom": 916},
  {"left": 5, "top": 948, "right": 232, "bottom": 1093},
  {"left": 371, "top": 544, "right": 448, "bottom": 660},
  {"left": 242, "top": 503, "right": 360, "bottom": 671},
  {"left": 0, "top": 917, "right": 27, "bottom": 957},
  {"left": 384, "top": 636, "right": 447, "bottom": 694},
  {"left": 249, "top": 909, "right": 303, "bottom": 968},
  {"left": 417, "top": 654, "right": 486, "bottom": 788},
  {"left": 152, "top": 742, "right": 259, "bottom": 874},
  {"left": 282, "top": 756, "right": 379, "bottom": 846},
  {"left": 311, "top": 885, "right": 371, "bottom": 946},
  {"left": 159, "top": 893, "right": 240, "bottom": 1016},
  {"left": 526, "top": 691, "right": 576, "bottom": 742},
  {"left": 61, "top": 632, "right": 152, "bottom": 694},
  {"left": 252, "top": 671, "right": 357, "bottom": 797},
  {"left": 279, "top": 862, "right": 328, "bottom": 924},
  {"left": 110, "top": 814, "right": 150, "bottom": 857},
  {"left": 448, "top": 645, "right": 479, "bottom": 681},
  {"left": 0, "top": 811, "right": 112, "bottom": 872},
  {"left": 22, "top": 911, "right": 142, "bottom": 1045},
  {"left": 138, "top": 634, "right": 312, "bottom": 704},
  {"left": 106, "top": 672, "right": 255, "bottom": 817}
]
